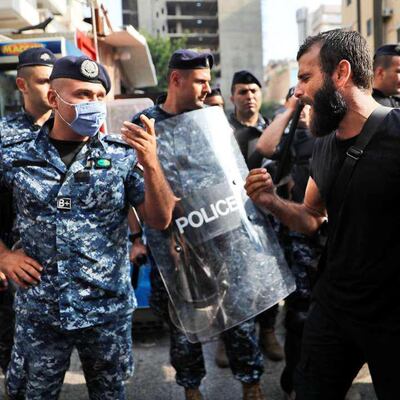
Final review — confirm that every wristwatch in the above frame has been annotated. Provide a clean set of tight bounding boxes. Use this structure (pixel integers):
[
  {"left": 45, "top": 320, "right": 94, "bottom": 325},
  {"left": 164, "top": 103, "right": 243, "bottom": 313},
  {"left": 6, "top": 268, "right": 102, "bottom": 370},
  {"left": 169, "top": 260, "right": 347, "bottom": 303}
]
[{"left": 128, "top": 231, "right": 143, "bottom": 243}]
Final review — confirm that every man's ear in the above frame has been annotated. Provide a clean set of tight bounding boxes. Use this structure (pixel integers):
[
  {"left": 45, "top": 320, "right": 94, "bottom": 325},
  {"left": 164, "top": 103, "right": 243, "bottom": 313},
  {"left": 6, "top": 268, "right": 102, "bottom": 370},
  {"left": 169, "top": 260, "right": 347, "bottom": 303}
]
[
  {"left": 170, "top": 70, "right": 181, "bottom": 87},
  {"left": 47, "top": 88, "right": 58, "bottom": 109},
  {"left": 333, "top": 59, "right": 352, "bottom": 89},
  {"left": 374, "top": 66, "right": 385, "bottom": 80},
  {"left": 15, "top": 77, "right": 27, "bottom": 94}
]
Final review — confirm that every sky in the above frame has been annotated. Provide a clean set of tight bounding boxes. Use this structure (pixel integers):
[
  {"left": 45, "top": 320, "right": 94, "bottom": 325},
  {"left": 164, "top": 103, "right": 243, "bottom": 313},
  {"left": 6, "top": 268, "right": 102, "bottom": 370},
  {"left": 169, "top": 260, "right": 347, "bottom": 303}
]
[
  {"left": 101, "top": 0, "right": 123, "bottom": 28},
  {"left": 263, "top": 0, "right": 341, "bottom": 63}
]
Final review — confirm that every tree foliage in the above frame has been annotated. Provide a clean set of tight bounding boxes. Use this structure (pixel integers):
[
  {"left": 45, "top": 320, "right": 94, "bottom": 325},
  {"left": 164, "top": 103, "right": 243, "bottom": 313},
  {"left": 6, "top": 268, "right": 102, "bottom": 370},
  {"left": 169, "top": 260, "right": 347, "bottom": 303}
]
[{"left": 142, "top": 32, "right": 187, "bottom": 91}]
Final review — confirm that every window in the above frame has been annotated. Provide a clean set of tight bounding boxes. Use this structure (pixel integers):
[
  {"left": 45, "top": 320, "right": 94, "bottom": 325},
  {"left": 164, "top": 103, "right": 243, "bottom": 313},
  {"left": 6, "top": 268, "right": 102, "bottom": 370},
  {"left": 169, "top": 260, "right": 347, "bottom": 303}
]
[
  {"left": 346, "top": 0, "right": 351, "bottom": 5},
  {"left": 367, "top": 18, "right": 372, "bottom": 36},
  {"left": 156, "top": 11, "right": 159, "bottom": 18}
]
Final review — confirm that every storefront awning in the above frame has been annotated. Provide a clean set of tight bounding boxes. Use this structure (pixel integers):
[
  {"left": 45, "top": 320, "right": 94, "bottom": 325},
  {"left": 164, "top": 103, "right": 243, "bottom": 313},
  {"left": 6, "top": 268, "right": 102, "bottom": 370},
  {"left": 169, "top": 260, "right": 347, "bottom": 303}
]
[{"left": 101, "top": 25, "right": 157, "bottom": 89}]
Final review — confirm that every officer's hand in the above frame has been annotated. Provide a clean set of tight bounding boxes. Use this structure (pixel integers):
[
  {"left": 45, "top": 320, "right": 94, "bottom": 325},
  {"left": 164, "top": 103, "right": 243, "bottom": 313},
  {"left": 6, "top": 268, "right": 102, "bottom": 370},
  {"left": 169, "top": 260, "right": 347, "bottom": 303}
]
[
  {"left": 121, "top": 115, "right": 157, "bottom": 168},
  {"left": 129, "top": 240, "right": 148, "bottom": 266},
  {"left": 244, "top": 168, "right": 276, "bottom": 207},
  {"left": 0, "top": 248, "right": 42, "bottom": 289}
]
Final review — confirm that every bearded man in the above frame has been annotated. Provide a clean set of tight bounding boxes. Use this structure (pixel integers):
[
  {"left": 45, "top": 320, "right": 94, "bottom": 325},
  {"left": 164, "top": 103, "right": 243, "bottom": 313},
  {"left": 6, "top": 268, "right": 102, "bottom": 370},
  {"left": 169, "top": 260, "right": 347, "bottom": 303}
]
[{"left": 245, "top": 29, "right": 400, "bottom": 400}]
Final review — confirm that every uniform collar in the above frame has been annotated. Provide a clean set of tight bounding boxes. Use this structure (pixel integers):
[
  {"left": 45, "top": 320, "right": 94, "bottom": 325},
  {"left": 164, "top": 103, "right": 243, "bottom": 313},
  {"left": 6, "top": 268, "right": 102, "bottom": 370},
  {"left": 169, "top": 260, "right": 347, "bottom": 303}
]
[
  {"left": 229, "top": 112, "right": 267, "bottom": 131},
  {"left": 372, "top": 88, "right": 393, "bottom": 99},
  {"left": 34, "top": 120, "right": 106, "bottom": 174}
]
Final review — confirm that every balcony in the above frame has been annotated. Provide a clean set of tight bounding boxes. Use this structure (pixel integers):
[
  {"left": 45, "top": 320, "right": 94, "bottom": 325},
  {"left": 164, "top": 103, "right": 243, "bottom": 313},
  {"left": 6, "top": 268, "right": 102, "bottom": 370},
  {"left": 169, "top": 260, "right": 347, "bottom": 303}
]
[
  {"left": 168, "top": 17, "right": 218, "bottom": 32},
  {"left": 167, "top": 0, "right": 217, "bottom": 15},
  {"left": 167, "top": 15, "right": 217, "bottom": 21},
  {"left": 0, "top": 0, "right": 40, "bottom": 29},
  {"left": 169, "top": 31, "right": 219, "bottom": 47},
  {"left": 37, "top": 0, "right": 67, "bottom": 15}
]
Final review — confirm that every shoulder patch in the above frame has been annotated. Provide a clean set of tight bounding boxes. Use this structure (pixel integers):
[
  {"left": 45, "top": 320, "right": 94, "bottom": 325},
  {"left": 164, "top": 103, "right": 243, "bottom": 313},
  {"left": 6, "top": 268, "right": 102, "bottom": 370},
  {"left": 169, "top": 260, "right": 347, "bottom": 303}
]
[{"left": 103, "top": 133, "right": 131, "bottom": 147}]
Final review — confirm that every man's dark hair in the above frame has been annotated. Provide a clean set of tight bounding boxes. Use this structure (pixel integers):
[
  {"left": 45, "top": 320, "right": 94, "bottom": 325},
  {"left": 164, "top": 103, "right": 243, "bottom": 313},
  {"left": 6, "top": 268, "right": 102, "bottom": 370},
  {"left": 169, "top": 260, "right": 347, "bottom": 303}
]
[
  {"left": 297, "top": 29, "right": 373, "bottom": 90},
  {"left": 373, "top": 55, "right": 394, "bottom": 72}
]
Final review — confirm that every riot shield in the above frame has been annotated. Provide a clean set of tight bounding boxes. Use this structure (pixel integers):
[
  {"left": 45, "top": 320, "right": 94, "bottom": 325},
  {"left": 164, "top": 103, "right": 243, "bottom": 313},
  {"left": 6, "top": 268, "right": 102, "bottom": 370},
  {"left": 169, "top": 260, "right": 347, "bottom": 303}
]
[{"left": 146, "top": 107, "right": 295, "bottom": 343}]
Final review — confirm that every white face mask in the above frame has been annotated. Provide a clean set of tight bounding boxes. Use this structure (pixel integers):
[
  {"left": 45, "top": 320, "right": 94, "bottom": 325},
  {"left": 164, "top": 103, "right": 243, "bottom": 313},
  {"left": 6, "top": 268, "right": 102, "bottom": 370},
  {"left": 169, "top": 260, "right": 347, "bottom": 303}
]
[{"left": 55, "top": 91, "right": 107, "bottom": 137}]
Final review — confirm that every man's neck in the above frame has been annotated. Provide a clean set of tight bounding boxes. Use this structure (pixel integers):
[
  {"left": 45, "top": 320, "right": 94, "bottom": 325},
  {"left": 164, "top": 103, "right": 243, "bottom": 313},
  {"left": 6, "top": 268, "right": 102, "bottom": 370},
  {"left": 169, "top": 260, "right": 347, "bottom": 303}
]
[
  {"left": 50, "top": 116, "right": 88, "bottom": 142},
  {"left": 161, "top": 97, "right": 181, "bottom": 115},
  {"left": 235, "top": 111, "right": 259, "bottom": 127},
  {"left": 24, "top": 106, "right": 52, "bottom": 127},
  {"left": 336, "top": 90, "right": 381, "bottom": 140}
]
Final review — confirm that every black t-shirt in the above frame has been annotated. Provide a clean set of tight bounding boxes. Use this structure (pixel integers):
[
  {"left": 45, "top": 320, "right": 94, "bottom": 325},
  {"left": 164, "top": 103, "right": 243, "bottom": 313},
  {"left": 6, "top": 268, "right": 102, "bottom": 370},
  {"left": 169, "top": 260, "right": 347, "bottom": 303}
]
[
  {"left": 310, "top": 109, "right": 400, "bottom": 330},
  {"left": 49, "top": 138, "right": 86, "bottom": 168}
]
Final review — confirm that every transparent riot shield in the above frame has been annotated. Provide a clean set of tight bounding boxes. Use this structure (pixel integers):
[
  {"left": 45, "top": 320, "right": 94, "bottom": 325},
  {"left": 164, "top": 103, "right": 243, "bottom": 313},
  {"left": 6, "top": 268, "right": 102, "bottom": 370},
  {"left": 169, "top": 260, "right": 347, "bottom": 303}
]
[{"left": 146, "top": 107, "right": 295, "bottom": 343}]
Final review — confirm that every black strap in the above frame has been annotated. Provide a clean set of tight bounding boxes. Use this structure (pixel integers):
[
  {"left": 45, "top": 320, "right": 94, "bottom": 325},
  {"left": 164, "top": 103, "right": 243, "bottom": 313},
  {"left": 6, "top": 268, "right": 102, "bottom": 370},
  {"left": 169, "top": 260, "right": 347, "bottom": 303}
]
[
  {"left": 317, "top": 106, "right": 391, "bottom": 275},
  {"left": 333, "top": 106, "right": 391, "bottom": 212}
]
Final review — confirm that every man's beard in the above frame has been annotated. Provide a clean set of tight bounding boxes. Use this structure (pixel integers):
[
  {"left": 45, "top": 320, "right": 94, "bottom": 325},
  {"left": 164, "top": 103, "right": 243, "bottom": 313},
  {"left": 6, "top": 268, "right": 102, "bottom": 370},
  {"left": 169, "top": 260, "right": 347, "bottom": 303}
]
[{"left": 310, "top": 77, "right": 348, "bottom": 137}]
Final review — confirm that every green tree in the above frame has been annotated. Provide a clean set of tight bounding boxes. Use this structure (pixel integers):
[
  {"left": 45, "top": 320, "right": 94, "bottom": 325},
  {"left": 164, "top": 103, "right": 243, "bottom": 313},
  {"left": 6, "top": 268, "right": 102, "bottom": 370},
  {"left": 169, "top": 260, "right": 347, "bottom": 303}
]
[{"left": 142, "top": 32, "right": 187, "bottom": 91}]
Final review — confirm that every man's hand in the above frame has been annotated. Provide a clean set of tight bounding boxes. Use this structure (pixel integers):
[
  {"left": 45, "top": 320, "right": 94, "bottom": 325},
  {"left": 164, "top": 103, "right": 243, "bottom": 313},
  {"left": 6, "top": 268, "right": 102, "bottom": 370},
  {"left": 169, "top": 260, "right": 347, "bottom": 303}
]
[
  {"left": 121, "top": 115, "right": 157, "bottom": 168},
  {"left": 244, "top": 168, "right": 276, "bottom": 208},
  {"left": 129, "top": 240, "right": 148, "bottom": 266},
  {"left": 0, "top": 272, "right": 8, "bottom": 292},
  {"left": 0, "top": 248, "right": 42, "bottom": 288},
  {"left": 286, "top": 94, "right": 300, "bottom": 113}
]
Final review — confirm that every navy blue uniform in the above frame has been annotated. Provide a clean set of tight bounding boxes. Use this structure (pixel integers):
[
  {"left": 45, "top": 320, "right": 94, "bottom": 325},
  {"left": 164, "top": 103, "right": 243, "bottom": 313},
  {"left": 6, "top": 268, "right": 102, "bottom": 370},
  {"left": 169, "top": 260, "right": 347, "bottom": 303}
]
[{"left": 1, "top": 118, "right": 144, "bottom": 399}]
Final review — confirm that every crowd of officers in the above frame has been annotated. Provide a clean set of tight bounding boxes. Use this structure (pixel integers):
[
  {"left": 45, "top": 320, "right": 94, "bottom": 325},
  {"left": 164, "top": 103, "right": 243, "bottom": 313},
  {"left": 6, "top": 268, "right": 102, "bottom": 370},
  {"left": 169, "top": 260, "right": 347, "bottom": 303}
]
[{"left": 0, "top": 28, "right": 400, "bottom": 400}]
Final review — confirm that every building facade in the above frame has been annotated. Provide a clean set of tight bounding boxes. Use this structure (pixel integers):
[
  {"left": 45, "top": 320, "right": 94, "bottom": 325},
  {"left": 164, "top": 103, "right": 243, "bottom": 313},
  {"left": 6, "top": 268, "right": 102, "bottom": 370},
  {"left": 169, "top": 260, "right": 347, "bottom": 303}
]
[
  {"left": 0, "top": 0, "right": 157, "bottom": 115},
  {"left": 123, "top": 0, "right": 266, "bottom": 104},
  {"left": 342, "top": 0, "right": 400, "bottom": 53},
  {"left": 296, "top": 4, "right": 342, "bottom": 46}
]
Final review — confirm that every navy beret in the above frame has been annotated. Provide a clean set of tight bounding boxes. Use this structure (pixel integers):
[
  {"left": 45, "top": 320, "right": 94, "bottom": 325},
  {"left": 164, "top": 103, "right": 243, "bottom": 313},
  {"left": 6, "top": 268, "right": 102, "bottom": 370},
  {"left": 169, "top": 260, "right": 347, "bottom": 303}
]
[
  {"left": 374, "top": 44, "right": 400, "bottom": 59},
  {"left": 231, "top": 70, "right": 262, "bottom": 88},
  {"left": 169, "top": 49, "right": 213, "bottom": 70},
  {"left": 17, "top": 47, "right": 57, "bottom": 69},
  {"left": 49, "top": 56, "right": 111, "bottom": 94},
  {"left": 207, "top": 87, "right": 222, "bottom": 98}
]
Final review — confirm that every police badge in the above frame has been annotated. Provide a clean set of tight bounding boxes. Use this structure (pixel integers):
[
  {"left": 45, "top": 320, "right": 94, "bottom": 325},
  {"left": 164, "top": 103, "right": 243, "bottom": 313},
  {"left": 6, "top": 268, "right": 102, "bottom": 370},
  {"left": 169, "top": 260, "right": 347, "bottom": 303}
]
[
  {"left": 80, "top": 59, "right": 99, "bottom": 78},
  {"left": 40, "top": 53, "right": 51, "bottom": 61}
]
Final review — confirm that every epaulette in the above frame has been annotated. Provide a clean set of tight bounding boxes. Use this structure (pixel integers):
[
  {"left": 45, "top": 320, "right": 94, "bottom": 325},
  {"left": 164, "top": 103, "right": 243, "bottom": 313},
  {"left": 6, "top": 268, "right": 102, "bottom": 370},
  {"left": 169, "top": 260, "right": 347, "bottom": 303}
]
[
  {"left": 102, "top": 133, "right": 131, "bottom": 147},
  {"left": 5, "top": 110, "right": 24, "bottom": 123},
  {"left": 0, "top": 123, "right": 38, "bottom": 147}
]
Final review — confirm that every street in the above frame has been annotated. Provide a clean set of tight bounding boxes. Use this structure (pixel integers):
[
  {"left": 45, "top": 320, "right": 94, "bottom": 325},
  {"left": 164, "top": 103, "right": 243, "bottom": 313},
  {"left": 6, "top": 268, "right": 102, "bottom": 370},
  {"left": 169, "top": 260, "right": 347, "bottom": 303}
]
[{"left": 0, "top": 308, "right": 376, "bottom": 400}]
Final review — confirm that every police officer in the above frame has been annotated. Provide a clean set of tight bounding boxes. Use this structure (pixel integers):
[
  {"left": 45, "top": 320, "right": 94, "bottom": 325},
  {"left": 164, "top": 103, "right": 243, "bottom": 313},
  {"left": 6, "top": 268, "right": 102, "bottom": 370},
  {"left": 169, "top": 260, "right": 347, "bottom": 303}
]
[
  {"left": 229, "top": 71, "right": 270, "bottom": 170},
  {"left": 256, "top": 89, "right": 322, "bottom": 399},
  {"left": 229, "top": 70, "right": 284, "bottom": 363},
  {"left": 372, "top": 44, "right": 400, "bottom": 107},
  {"left": 0, "top": 55, "right": 175, "bottom": 400},
  {"left": 0, "top": 47, "right": 56, "bottom": 376},
  {"left": 204, "top": 87, "right": 225, "bottom": 108},
  {"left": 130, "top": 49, "right": 266, "bottom": 400}
]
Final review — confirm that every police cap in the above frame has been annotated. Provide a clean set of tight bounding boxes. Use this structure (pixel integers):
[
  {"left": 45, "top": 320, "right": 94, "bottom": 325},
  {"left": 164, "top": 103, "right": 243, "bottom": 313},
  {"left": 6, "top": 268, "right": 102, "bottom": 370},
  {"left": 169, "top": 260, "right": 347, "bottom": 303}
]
[
  {"left": 17, "top": 47, "right": 57, "bottom": 69},
  {"left": 49, "top": 56, "right": 111, "bottom": 94},
  {"left": 168, "top": 49, "right": 214, "bottom": 70},
  {"left": 374, "top": 44, "right": 400, "bottom": 59},
  {"left": 231, "top": 70, "right": 262, "bottom": 89}
]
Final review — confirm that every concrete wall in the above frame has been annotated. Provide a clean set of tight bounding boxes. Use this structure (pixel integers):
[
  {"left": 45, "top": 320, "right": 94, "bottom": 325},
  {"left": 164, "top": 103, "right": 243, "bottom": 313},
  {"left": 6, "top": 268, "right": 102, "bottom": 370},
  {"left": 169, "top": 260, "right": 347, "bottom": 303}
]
[
  {"left": 218, "top": 0, "right": 264, "bottom": 108},
  {"left": 341, "top": 0, "right": 400, "bottom": 53}
]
